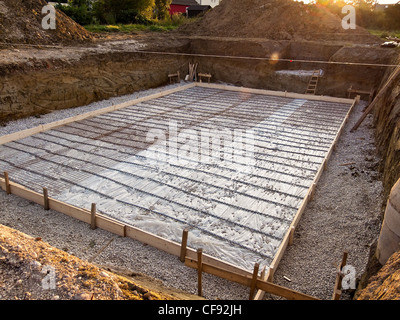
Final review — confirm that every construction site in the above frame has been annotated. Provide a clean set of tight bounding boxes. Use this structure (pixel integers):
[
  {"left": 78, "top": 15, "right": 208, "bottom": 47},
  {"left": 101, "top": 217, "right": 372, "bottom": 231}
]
[{"left": 0, "top": 0, "right": 400, "bottom": 303}]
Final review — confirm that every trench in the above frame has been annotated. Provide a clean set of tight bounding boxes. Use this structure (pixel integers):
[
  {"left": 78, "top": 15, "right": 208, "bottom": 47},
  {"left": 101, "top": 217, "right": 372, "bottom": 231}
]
[
  {"left": 0, "top": 36, "right": 397, "bottom": 122},
  {"left": 1, "top": 34, "right": 399, "bottom": 296}
]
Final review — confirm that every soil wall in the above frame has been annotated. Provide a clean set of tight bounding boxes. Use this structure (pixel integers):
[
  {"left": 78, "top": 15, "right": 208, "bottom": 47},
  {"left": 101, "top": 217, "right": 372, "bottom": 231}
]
[
  {"left": 1, "top": 33, "right": 398, "bottom": 124},
  {"left": 185, "top": 38, "right": 396, "bottom": 98},
  {"left": 373, "top": 54, "right": 400, "bottom": 199},
  {"left": 1, "top": 38, "right": 397, "bottom": 123},
  {"left": 355, "top": 52, "right": 400, "bottom": 299},
  {"left": 0, "top": 51, "right": 187, "bottom": 122}
]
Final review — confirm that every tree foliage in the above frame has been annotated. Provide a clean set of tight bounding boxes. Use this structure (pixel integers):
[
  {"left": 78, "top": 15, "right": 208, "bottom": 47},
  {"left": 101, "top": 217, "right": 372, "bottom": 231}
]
[
  {"left": 55, "top": 0, "right": 93, "bottom": 25},
  {"left": 154, "top": 0, "right": 172, "bottom": 20},
  {"left": 312, "top": 0, "right": 400, "bottom": 30},
  {"left": 385, "top": 4, "right": 400, "bottom": 30},
  {"left": 57, "top": 0, "right": 174, "bottom": 25},
  {"left": 92, "top": 0, "right": 154, "bottom": 24}
]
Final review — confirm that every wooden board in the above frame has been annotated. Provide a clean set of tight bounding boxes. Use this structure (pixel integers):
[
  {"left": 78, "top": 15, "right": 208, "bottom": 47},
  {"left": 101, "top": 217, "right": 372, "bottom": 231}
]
[
  {"left": 351, "top": 65, "right": 400, "bottom": 131},
  {"left": 0, "top": 83, "right": 196, "bottom": 146},
  {"left": 195, "top": 82, "right": 355, "bottom": 104},
  {"left": 185, "top": 257, "right": 318, "bottom": 300},
  {"left": 0, "top": 175, "right": 253, "bottom": 278}
]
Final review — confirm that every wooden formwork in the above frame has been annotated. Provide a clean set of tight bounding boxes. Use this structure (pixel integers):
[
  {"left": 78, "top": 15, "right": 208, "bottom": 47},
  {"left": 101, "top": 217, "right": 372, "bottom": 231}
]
[{"left": 0, "top": 83, "right": 359, "bottom": 300}]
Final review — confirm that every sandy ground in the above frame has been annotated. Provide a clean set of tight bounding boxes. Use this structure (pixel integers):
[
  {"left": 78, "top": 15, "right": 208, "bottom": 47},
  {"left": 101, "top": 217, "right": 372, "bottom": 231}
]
[{"left": 0, "top": 92, "right": 384, "bottom": 300}]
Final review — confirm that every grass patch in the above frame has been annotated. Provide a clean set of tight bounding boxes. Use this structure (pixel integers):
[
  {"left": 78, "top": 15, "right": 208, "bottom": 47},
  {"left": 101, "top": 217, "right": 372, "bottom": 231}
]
[
  {"left": 368, "top": 29, "right": 400, "bottom": 39},
  {"left": 85, "top": 22, "right": 183, "bottom": 33},
  {"left": 84, "top": 17, "right": 199, "bottom": 34},
  {"left": 84, "top": 24, "right": 153, "bottom": 33}
]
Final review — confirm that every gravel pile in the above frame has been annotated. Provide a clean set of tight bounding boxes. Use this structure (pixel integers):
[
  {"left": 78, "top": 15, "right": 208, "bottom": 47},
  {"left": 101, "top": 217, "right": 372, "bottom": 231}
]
[{"left": 0, "top": 85, "right": 384, "bottom": 300}]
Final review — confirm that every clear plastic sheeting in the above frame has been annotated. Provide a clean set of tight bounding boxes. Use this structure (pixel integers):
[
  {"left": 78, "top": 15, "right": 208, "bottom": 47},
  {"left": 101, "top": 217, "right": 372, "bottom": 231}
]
[{"left": 0, "top": 86, "right": 353, "bottom": 272}]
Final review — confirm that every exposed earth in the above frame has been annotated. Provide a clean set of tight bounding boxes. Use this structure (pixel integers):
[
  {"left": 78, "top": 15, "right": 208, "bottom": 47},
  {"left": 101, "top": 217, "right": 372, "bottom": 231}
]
[{"left": 0, "top": 223, "right": 202, "bottom": 300}]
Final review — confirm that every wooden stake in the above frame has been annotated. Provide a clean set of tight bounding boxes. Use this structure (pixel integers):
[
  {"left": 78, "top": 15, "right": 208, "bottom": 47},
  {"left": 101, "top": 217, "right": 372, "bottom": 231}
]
[
  {"left": 90, "top": 203, "right": 97, "bottom": 230},
  {"left": 332, "top": 251, "right": 348, "bottom": 300},
  {"left": 249, "top": 263, "right": 260, "bottom": 300},
  {"left": 351, "top": 65, "right": 400, "bottom": 132},
  {"left": 254, "top": 266, "right": 267, "bottom": 300},
  {"left": 180, "top": 229, "right": 189, "bottom": 263},
  {"left": 267, "top": 266, "right": 274, "bottom": 282},
  {"left": 43, "top": 187, "right": 49, "bottom": 210},
  {"left": 288, "top": 226, "right": 295, "bottom": 246},
  {"left": 197, "top": 248, "right": 203, "bottom": 297},
  {"left": 4, "top": 172, "right": 10, "bottom": 195},
  {"left": 310, "top": 183, "right": 316, "bottom": 201},
  {"left": 185, "top": 257, "right": 319, "bottom": 300}
]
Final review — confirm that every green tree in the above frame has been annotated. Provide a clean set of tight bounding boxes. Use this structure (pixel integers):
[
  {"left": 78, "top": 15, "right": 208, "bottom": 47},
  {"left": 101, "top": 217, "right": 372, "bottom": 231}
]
[
  {"left": 384, "top": 4, "right": 400, "bottom": 30},
  {"left": 154, "top": 0, "right": 172, "bottom": 20},
  {"left": 56, "top": 0, "right": 93, "bottom": 25},
  {"left": 92, "top": 0, "right": 154, "bottom": 24},
  {"left": 350, "top": 0, "right": 378, "bottom": 29}
]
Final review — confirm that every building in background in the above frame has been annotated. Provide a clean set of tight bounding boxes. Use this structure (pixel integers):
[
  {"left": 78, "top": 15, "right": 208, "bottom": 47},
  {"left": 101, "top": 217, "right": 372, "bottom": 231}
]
[
  {"left": 196, "top": 0, "right": 220, "bottom": 8},
  {"left": 187, "top": 4, "right": 212, "bottom": 17},
  {"left": 374, "top": 1, "right": 400, "bottom": 11},
  {"left": 169, "top": 0, "right": 219, "bottom": 16},
  {"left": 169, "top": 0, "right": 200, "bottom": 16}
]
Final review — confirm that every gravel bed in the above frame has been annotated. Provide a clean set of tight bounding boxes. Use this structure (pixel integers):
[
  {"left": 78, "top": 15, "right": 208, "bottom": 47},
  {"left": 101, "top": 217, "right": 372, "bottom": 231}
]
[
  {"left": 0, "top": 86, "right": 384, "bottom": 300},
  {"left": 272, "top": 100, "right": 384, "bottom": 300}
]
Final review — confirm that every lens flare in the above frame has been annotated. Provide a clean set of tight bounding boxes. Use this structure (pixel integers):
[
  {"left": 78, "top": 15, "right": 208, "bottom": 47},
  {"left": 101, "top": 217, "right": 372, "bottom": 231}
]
[{"left": 269, "top": 52, "right": 280, "bottom": 65}]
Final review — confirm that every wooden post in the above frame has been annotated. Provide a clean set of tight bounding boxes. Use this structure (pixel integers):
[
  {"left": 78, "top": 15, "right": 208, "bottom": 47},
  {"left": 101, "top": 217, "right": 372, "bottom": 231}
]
[
  {"left": 310, "top": 183, "right": 316, "bottom": 201},
  {"left": 197, "top": 248, "right": 203, "bottom": 297},
  {"left": 180, "top": 229, "right": 189, "bottom": 262},
  {"left": 267, "top": 266, "right": 274, "bottom": 282},
  {"left": 43, "top": 188, "right": 49, "bottom": 210},
  {"left": 288, "top": 226, "right": 295, "bottom": 246},
  {"left": 249, "top": 263, "right": 260, "bottom": 300},
  {"left": 351, "top": 65, "right": 400, "bottom": 132},
  {"left": 90, "top": 203, "right": 97, "bottom": 230},
  {"left": 4, "top": 172, "right": 11, "bottom": 195},
  {"left": 254, "top": 266, "right": 267, "bottom": 300},
  {"left": 332, "top": 251, "right": 348, "bottom": 300}
]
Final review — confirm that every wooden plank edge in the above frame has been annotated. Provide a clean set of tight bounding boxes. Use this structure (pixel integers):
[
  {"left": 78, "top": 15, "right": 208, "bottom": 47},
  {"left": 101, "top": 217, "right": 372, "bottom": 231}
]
[
  {"left": 195, "top": 82, "right": 355, "bottom": 104},
  {"left": 185, "top": 257, "right": 318, "bottom": 300},
  {"left": 0, "top": 176, "right": 252, "bottom": 278},
  {"left": 0, "top": 83, "right": 196, "bottom": 146}
]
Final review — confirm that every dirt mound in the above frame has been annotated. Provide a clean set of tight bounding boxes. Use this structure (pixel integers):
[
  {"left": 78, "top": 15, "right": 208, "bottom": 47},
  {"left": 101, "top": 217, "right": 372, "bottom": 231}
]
[
  {"left": 0, "top": 223, "right": 185, "bottom": 300},
  {"left": 356, "top": 249, "right": 400, "bottom": 300},
  {"left": 179, "top": 0, "right": 378, "bottom": 42},
  {"left": 0, "top": 0, "right": 93, "bottom": 45}
]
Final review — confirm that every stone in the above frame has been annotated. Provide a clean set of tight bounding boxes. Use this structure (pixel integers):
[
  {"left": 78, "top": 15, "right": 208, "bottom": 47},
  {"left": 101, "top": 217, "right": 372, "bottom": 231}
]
[{"left": 73, "top": 292, "right": 92, "bottom": 300}]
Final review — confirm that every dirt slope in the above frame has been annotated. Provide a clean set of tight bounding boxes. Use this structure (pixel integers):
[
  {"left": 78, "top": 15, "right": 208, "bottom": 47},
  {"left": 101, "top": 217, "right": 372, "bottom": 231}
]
[
  {"left": 179, "top": 0, "right": 378, "bottom": 42},
  {"left": 0, "top": 223, "right": 201, "bottom": 300},
  {"left": 356, "top": 249, "right": 400, "bottom": 300},
  {"left": 0, "top": 0, "right": 93, "bottom": 45}
]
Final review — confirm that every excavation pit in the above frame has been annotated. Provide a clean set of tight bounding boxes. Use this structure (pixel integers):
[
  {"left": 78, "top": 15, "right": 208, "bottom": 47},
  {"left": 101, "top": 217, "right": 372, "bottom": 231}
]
[{"left": 0, "top": 83, "right": 357, "bottom": 273}]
